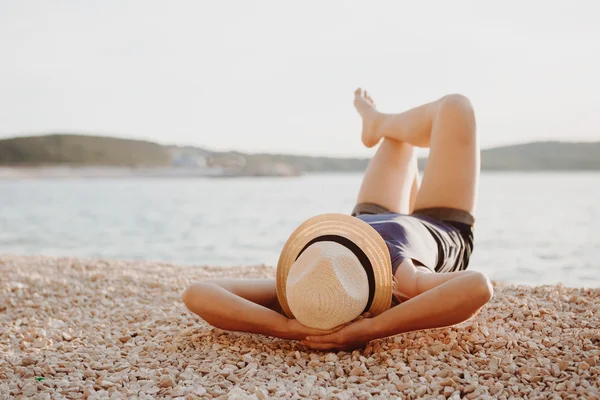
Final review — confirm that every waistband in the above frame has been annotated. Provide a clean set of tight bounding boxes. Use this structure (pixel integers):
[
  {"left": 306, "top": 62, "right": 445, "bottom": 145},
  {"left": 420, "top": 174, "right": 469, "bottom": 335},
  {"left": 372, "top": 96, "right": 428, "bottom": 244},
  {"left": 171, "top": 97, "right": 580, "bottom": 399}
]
[
  {"left": 352, "top": 202, "right": 475, "bottom": 226},
  {"left": 412, "top": 207, "right": 475, "bottom": 226}
]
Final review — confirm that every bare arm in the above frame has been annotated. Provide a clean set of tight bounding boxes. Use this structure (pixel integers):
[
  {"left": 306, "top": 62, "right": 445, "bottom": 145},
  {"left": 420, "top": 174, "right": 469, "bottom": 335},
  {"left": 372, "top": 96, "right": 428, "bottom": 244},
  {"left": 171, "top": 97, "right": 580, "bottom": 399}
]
[
  {"left": 393, "top": 258, "right": 481, "bottom": 298},
  {"left": 183, "top": 279, "right": 290, "bottom": 338},
  {"left": 371, "top": 270, "right": 493, "bottom": 340},
  {"left": 300, "top": 267, "right": 493, "bottom": 351},
  {"left": 182, "top": 278, "right": 342, "bottom": 340}
]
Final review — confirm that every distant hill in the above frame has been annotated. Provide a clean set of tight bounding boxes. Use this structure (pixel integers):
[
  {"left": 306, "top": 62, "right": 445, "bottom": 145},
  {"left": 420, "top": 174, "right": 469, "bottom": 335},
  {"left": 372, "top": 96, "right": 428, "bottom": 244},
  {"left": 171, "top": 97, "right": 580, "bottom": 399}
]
[
  {"left": 480, "top": 141, "right": 600, "bottom": 171},
  {"left": 0, "top": 134, "right": 170, "bottom": 166},
  {"left": 1, "top": 134, "right": 599, "bottom": 171},
  {"left": 238, "top": 141, "right": 600, "bottom": 172},
  {"left": 417, "top": 141, "right": 600, "bottom": 171}
]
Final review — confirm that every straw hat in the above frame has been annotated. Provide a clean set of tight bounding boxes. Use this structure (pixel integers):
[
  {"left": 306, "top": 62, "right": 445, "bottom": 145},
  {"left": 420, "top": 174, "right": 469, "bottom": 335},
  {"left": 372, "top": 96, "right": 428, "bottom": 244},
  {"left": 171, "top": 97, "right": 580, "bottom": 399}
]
[{"left": 276, "top": 213, "right": 393, "bottom": 330}]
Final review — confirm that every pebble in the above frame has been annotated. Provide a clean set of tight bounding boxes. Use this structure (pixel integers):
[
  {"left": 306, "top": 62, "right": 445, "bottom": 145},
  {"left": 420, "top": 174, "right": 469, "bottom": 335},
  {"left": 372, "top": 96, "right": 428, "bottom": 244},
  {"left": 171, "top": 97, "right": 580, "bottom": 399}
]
[
  {"left": 464, "top": 384, "right": 477, "bottom": 394},
  {"left": 443, "top": 386, "right": 454, "bottom": 397},
  {"left": 255, "top": 387, "right": 267, "bottom": 400},
  {"left": 22, "top": 383, "right": 37, "bottom": 396},
  {"left": 159, "top": 375, "right": 175, "bottom": 388},
  {"left": 100, "top": 380, "right": 117, "bottom": 389},
  {"left": 558, "top": 361, "right": 570, "bottom": 371},
  {"left": 439, "top": 378, "right": 455, "bottom": 387},
  {"left": 193, "top": 385, "right": 207, "bottom": 395},
  {"left": 317, "top": 371, "right": 331, "bottom": 380},
  {"left": 299, "top": 383, "right": 313, "bottom": 397},
  {"left": 415, "top": 386, "right": 428, "bottom": 396},
  {"left": 21, "top": 357, "right": 36, "bottom": 366},
  {"left": 1, "top": 255, "right": 598, "bottom": 399}
]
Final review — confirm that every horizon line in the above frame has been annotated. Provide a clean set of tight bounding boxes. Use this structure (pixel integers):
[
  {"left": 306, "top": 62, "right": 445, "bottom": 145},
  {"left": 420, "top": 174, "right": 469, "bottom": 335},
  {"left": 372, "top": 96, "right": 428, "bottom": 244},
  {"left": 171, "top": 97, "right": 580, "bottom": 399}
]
[{"left": 1, "top": 131, "right": 598, "bottom": 159}]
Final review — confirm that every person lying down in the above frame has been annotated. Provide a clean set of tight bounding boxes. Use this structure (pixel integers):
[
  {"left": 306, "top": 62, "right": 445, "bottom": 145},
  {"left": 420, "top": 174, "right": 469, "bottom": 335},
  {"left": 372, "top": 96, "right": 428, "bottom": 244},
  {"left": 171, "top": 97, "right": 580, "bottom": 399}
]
[{"left": 183, "top": 89, "right": 493, "bottom": 351}]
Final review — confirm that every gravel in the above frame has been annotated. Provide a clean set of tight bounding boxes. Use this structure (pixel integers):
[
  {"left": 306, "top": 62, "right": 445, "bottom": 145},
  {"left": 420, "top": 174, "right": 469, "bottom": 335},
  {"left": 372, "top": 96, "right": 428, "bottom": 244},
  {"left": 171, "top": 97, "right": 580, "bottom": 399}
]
[{"left": 1, "top": 255, "right": 598, "bottom": 399}]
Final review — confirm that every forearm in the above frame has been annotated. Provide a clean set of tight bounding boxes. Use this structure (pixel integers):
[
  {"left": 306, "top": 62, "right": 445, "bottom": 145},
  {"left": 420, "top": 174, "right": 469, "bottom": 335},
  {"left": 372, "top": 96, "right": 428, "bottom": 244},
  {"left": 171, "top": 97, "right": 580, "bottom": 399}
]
[
  {"left": 415, "top": 269, "right": 478, "bottom": 293},
  {"left": 184, "top": 283, "right": 289, "bottom": 338},
  {"left": 371, "top": 272, "right": 493, "bottom": 340}
]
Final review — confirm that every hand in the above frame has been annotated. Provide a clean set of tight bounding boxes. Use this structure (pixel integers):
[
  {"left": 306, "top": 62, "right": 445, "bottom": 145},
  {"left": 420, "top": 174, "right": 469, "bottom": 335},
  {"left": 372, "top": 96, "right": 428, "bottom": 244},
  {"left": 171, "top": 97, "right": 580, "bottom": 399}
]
[
  {"left": 299, "top": 313, "right": 376, "bottom": 351},
  {"left": 278, "top": 318, "right": 350, "bottom": 341}
]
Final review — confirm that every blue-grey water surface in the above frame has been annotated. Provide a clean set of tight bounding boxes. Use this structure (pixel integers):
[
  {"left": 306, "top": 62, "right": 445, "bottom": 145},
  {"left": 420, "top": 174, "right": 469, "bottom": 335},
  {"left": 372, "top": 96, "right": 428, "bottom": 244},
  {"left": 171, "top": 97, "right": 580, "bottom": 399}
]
[{"left": 1, "top": 172, "right": 598, "bottom": 287}]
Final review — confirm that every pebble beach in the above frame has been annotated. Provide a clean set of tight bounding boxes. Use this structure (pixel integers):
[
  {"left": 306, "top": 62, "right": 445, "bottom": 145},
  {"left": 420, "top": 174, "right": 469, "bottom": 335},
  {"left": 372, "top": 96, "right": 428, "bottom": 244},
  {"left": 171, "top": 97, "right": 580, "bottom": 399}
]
[{"left": 1, "top": 256, "right": 598, "bottom": 400}]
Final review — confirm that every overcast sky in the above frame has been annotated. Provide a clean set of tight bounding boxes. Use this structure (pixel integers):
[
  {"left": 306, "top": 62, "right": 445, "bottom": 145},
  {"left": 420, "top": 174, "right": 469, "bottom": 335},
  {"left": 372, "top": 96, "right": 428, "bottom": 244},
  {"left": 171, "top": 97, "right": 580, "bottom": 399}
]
[{"left": 1, "top": 1, "right": 599, "bottom": 156}]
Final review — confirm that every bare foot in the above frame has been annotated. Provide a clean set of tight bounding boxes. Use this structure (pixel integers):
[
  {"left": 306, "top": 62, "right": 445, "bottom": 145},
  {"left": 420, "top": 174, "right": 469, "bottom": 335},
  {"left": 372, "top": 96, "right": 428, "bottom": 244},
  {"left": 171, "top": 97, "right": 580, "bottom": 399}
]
[{"left": 354, "top": 88, "right": 382, "bottom": 148}]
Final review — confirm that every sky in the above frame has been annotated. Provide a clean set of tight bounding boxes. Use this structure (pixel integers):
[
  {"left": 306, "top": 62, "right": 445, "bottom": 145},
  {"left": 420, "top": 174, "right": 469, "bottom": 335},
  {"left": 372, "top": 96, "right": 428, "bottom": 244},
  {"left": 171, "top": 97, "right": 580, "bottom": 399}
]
[{"left": 1, "top": 1, "right": 599, "bottom": 157}]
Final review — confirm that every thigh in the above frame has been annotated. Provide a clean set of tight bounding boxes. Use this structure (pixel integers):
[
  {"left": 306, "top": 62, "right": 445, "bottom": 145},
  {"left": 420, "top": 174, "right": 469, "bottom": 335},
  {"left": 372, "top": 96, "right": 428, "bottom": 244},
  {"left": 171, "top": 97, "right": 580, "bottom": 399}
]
[
  {"left": 413, "top": 99, "right": 479, "bottom": 214},
  {"left": 356, "top": 138, "right": 419, "bottom": 214}
]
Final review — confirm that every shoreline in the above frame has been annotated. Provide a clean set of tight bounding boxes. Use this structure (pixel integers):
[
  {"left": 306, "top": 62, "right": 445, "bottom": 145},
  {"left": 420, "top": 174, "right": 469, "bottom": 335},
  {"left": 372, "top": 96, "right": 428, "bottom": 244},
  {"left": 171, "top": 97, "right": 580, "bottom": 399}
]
[
  {"left": 1, "top": 167, "right": 599, "bottom": 181},
  {"left": 1, "top": 255, "right": 598, "bottom": 399},
  {"left": 0, "top": 166, "right": 300, "bottom": 179}
]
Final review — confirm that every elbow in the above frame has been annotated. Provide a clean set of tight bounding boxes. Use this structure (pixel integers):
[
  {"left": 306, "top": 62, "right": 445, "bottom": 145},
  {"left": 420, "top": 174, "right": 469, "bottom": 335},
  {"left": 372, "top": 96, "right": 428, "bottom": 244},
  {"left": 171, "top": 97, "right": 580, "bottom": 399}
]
[
  {"left": 182, "top": 283, "right": 211, "bottom": 312},
  {"left": 470, "top": 271, "right": 494, "bottom": 306}
]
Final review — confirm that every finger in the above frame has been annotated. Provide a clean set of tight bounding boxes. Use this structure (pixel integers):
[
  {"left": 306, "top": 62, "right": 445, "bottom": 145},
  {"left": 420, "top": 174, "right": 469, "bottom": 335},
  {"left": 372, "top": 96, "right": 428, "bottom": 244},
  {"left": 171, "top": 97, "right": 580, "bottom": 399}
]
[
  {"left": 300, "top": 341, "right": 339, "bottom": 351},
  {"left": 306, "top": 333, "right": 339, "bottom": 343}
]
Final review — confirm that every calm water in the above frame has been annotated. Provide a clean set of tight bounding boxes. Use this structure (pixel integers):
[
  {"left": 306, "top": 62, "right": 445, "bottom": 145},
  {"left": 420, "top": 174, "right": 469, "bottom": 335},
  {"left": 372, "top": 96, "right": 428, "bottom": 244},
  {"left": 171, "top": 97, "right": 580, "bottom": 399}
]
[{"left": 1, "top": 173, "right": 598, "bottom": 288}]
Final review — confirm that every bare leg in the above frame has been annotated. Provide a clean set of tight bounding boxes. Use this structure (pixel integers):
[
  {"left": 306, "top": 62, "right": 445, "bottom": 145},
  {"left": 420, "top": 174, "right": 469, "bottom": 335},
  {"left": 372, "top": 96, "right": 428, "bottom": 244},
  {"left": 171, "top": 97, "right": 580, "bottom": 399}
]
[
  {"left": 354, "top": 88, "right": 420, "bottom": 213},
  {"left": 355, "top": 89, "right": 479, "bottom": 214},
  {"left": 355, "top": 138, "right": 420, "bottom": 214},
  {"left": 408, "top": 166, "right": 420, "bottom": 213}
]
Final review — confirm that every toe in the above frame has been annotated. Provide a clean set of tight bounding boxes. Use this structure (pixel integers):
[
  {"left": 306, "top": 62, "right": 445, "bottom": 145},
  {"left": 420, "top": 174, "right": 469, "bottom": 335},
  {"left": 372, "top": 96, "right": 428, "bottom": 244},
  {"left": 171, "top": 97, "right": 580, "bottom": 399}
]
[{"left": 355, "top": 88, "right": 362, "bottom": 96}]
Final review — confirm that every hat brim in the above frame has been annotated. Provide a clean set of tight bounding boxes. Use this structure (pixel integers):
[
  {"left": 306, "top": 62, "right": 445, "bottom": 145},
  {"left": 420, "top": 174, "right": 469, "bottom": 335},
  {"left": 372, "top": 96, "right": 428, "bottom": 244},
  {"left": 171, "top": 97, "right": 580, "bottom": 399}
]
[{"left": 276, "top": 213, "right": 392, "bottom": 321}]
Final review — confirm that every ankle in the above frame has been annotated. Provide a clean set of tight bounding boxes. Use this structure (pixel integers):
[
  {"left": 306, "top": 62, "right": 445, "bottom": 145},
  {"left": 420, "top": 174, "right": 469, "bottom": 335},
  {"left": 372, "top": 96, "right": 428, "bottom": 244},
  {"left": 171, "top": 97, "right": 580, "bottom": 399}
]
[{"left": 373, "top": 112, "right": 389, "bottom": 138}]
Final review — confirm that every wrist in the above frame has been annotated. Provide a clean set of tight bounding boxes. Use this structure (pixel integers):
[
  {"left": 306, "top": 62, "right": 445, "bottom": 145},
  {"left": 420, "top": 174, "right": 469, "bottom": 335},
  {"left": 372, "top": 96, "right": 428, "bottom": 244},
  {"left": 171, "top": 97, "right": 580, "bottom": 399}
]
[
  {"left": 368, "top": 315, "right": 386, "bottom": 340},
  {"left": 269, "top": 316, "right": 293, "bottom": 340}
]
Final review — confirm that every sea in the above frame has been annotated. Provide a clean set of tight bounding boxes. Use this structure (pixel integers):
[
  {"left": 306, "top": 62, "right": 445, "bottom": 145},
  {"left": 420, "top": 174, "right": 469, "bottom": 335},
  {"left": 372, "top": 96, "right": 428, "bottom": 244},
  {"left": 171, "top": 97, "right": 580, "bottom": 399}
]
[{"left": 1, "top": 172, "right": 598, "bottom": 288}]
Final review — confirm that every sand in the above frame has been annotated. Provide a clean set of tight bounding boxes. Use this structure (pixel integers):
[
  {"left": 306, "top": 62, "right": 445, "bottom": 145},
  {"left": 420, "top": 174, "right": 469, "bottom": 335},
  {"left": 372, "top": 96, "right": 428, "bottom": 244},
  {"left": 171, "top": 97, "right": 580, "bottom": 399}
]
[{"left": 0, "top": 255, "right": 598, "bottom": 400}]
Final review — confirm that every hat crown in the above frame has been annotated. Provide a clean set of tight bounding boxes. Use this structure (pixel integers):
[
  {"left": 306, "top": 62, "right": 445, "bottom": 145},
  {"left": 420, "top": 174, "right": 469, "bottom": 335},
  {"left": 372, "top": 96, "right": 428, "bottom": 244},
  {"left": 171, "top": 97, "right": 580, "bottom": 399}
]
[
  {"left": 286, "top": 241, "right": 369, "bottom": 330},
  {"left": 276, "top": 213, "right": 393, "bottom": 330}
]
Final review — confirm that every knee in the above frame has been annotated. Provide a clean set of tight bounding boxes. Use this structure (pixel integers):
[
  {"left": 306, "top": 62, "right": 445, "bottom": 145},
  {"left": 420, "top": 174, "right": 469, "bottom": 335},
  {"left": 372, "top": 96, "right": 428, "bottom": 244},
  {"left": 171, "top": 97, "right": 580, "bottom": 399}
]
[
  {"left": 440, "top": 94, "right": 474, "bottom": 120},
  {"left": 439, "top": 94, "right": 476, "bottom": 141},
  {"left": 440, "top": 93, "right": 473, "bottom": 112}
]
